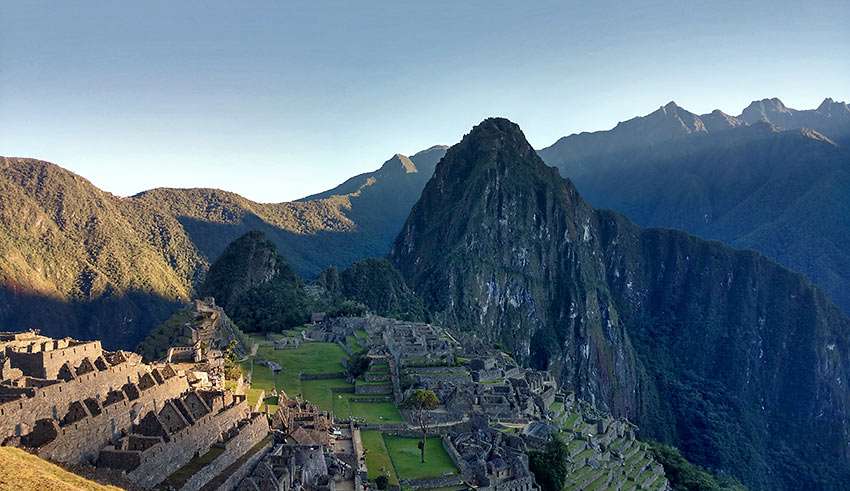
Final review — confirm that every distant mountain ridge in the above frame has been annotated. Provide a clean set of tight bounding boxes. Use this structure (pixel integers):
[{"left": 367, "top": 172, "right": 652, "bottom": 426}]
[
  {"left": 0, "top": 146, "right": 446, "bottom": 348},
  {"left": 539, "top": 97, "right": 850, "bottom": 177},
  {"left": 537, "top": 98, "right": 850, "bottom": 315}
]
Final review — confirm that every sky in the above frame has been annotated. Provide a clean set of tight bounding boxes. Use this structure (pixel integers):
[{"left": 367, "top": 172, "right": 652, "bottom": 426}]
[{"left": 1, "top": 1, "right": 848, "bottom": 203}]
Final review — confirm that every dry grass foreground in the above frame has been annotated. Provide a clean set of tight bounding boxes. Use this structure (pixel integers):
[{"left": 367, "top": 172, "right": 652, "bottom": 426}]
[{"left": 0, "top": 447, "right": 123, "bottom": 491}]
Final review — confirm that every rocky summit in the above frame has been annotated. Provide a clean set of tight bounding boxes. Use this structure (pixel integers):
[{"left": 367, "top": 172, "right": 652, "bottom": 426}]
[{"left": 391, "top": 117, "right": 850, "bottom": 490}]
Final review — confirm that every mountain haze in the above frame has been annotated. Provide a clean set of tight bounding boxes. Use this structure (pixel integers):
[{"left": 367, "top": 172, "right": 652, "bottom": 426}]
[
  {"left": 391, "top": 118, "right": 850, "bottom": 490},
  {"left": 538, "top": 99, "right": 850, "bottom": 315}
]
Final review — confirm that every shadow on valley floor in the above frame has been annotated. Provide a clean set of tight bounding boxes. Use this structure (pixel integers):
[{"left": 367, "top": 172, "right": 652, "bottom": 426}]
[
  {"left": 0, "top": 286, "right": 182, "bottom": 350},
  {"left": 177, "top": 213, "right": 401, "bottom": 279}
]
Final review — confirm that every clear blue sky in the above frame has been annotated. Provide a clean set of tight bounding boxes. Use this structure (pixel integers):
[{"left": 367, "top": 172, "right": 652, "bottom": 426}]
[{"left": 1, "top": 1, "right": 848, "bottom": 202}]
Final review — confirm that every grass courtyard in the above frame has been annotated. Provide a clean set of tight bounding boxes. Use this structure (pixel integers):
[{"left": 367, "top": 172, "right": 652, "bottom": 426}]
[
  {"left": 361, "top": 431, "right": 459, "bottom": 484},
  {"left": 239, "top": 335, "right": 402, "bottom": 422},
  {"left": 384, "top": 435, "right": 459, "bottom": 480},
  {"left": 333, "top": 393, "right": 403, "bottom": 424}
]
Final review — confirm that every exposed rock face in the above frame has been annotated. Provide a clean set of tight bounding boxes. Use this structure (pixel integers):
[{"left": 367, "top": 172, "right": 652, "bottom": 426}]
[{"left": 391, "top": 118, "right": 850, "bottom": 490}]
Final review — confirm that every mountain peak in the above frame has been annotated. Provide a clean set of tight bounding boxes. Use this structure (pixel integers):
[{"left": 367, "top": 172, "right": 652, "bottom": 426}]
[
  {"left": 662, "top": 100, "right": 681, "bottom": 112},
  {"left": 380, "top": 153, "right": 417, "bottom": 174},
  {"left": 455, "top": 117, "right": 540, "bottom": 169},
  {"left": 817, "top": 97, "right": 850, "bottom": 115}
]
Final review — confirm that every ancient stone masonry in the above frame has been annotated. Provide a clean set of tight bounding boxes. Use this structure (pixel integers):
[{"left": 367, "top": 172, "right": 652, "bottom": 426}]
[
  {"left": 96, "top": 389, "right": 266, "bottom": 489},
  {"left": 0, "top": 330, "right": 178, "bottom": 446},
  {"left": 0, "top": 330, "right": 273, "bottom": 490},
  {"left": 445, "top": 414, "right": 539, "bottom": 491},
  {"left": 538, "top": 395, "right": 670, "bottom": 490},
  {"left": 239, "top": 394, "right": 356, "bottom": 491}
]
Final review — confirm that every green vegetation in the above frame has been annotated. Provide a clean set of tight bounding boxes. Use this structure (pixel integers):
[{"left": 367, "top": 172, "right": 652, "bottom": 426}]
[
  {"left": 529, "top": 437, "right": 570, "bottom": 491},
  {"left": 240, "top": 338, "right": 401, "bottom": 422},
  {"left": 333, "top": 395, "right": 403, "bottom": 424},
  {"left": 402, "top": 389, "right": 440, "bottom": 463},
  {"left": 361, "top": 431, "right": 400, "bottom": 486},
  {"left": 137, "top": 307, "right": 195, "bottom": 360},
  {"left": 202, "top": 231, "right": 311, "bottom": 333},
  {"left": 383, "top": 435, "right": 458, "bottom": 480},
  {"left": 649, "top": 443, "right": 747, "bottom": 491},
  {"left": 317, "top": 258, "right": 429, "bottom": 322},
  {"left": 241, "top": 341, "right": 348, "bottom": 399}
]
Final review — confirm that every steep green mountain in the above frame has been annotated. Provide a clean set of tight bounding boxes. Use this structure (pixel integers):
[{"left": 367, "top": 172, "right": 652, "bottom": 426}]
[
  {"left": 391, "top": 118, "right": 850, "bottom": 490},
  {"left": 0, "top": 147, "right": 445, "bottom": 348},
  {"left": 317, "top": 258, "right": 428, "bottom": 321},
  {"left": 200, "top": 231, "right": 311, "bottom": 332},
  {"left": 0, "top": 157, "right": 198, "bottom": 348},
  {"left": 537, "top": 100, "right": 850, "bottom": 315}
]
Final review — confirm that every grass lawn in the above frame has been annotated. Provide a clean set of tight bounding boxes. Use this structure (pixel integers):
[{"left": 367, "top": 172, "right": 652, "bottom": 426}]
[
  {"left": 360, "top": 430, "right": 399, "bottom": 486},
  {"left": 241, "top": 341, "right": 349, "bottom": 402},
  {"left": 300, "top": 378, "right": 352, "bottom": 410},
  {"left": 240, "top": 340, "right": 407, "bottom": 422},
  {"left": 383, "top": 435, "right": 458, "bottom": 480},
  {"left": 332, "top": 394, "right": 404, "bottom": 424}
]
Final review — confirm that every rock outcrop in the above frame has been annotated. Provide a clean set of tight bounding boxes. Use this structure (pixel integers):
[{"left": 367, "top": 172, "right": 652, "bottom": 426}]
[{"left": 391, "top": 117, "right": 850, "bottom": 490}]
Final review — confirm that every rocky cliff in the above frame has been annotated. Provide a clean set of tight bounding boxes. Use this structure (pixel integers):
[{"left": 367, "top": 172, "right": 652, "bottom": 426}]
[{"left": 391, "top": 118, "right": 850, "bottom": 490}]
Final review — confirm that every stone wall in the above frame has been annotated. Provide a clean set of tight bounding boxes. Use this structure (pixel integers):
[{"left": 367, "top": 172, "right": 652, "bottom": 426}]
[
  {"left": 122, "top": 399, "right": 252, "bottom": 488},
  {"left": 7, "top": 340, "right": 102, "bottom": 379},
  {"left": 0, "top": 359, "right": 161, "bottom": 441},
  {"left": 300, "top": 372, "right": 347, "bottom": 381},
  {"left": 399, "top": 475, "right": 464, "bottom": 490},
  {"left": 35, "top": 370, "right": 189, "bottom": 464},
  {"left": 354, "top": 383, "right": 392, "bottom": 395},
  {"left": 180, "top": 413, "right": 270, "bottom": 491}
]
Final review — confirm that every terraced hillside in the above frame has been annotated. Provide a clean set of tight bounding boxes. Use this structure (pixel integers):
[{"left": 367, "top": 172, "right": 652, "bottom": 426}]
[{"left": 548, "top": 398, "right": 669, "bottom": 491}]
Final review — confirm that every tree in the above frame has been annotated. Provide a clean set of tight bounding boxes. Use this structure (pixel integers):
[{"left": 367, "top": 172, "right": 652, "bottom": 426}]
[
  {"left": 223, "top": 339, "right": 243, "bottom": 380},
  {"left": 401, "top": 389, "right": 439, "bottom": 463},
  {"left": 374, "top": 475, "right": 389, "bottom": 490},
  {"left": 347, "top": 352, "right": 371, "bottom": 379},
  {"left": 528, "top": 436, "right": 569, "bottom": 491}
]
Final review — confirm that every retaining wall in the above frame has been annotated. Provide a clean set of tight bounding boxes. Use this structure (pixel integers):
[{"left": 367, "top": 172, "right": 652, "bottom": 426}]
[
  {"left": 124, "top": 400, "right": 251, "bottom": 488},
  {"left": 37, "top": 371, "right": 189, "bottom": 464},
  {"left": 181, "top": 413, "right": 270, "bottom": 491}
]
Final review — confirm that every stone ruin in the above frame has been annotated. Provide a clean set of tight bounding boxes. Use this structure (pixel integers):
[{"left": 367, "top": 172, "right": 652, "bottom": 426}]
[
  {"left": 446, "top": 415, "right": 539, "bottom": 491},
  {"left": 0, "top": 330, "right": 270, "bottom": 490}
]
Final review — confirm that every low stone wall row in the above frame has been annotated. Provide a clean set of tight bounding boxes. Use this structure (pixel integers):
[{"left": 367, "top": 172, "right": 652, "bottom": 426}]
[
  {"left": 300, "top": 372, "right": 347, "bottom": 381},
  {"left": 354, "top": 383, "right": 392, "bottom": 395},
  {"left": 400, "top": 475, "right": 465, "bottom": 490}
]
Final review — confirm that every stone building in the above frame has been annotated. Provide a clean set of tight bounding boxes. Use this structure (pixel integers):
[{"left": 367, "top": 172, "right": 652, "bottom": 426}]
[{"left": 0, "top": 330, "right": 271, "bottom": 490}]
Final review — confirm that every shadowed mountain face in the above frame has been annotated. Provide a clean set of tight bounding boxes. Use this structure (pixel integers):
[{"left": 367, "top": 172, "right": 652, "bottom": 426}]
[
  {"left": 538, "top": 99, "right": 850, "bottom": 315},
  {"left": 0, "top": 147, "right": 445, "bottom": 348},
  {"left": 391, "top": 118, "right": 850, "bottom": 490}
]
